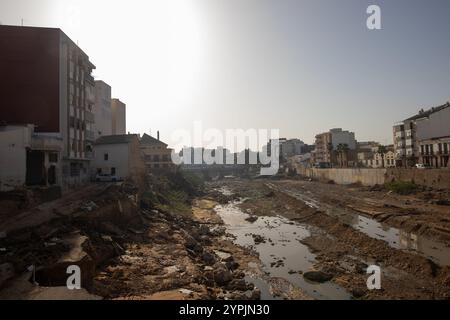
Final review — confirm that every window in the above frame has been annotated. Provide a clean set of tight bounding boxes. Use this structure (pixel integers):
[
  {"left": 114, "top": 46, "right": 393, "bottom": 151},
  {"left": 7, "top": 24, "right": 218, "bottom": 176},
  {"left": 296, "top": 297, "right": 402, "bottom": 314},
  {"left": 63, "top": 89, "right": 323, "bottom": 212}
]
[
  {"left": 111, "top": 167, "right": 116, "bottom": 175},
  {"left": 97, "top": 168, "right": 102, "bottom": 174},
  {"left": 70, "top": 163, "right": 80, "bottom": 177},
  {"left": 104, "top": 153, "right": 109, "bottom": 161},
  {"left": 49, "top": 153, "right": 58, "bottom": 163}
]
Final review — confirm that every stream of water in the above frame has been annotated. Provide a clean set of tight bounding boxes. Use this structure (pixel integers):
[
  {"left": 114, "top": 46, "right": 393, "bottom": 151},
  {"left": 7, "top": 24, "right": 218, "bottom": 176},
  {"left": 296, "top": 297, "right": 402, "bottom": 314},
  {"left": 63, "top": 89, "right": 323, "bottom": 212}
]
[{"left": 215, "top": 199, "right": 352, "bottom": 300}]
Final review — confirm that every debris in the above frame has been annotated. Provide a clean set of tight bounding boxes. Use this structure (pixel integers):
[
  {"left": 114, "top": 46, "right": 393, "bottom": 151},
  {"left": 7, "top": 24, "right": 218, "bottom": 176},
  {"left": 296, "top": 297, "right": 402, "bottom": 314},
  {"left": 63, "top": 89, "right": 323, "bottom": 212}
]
[
  {"left": 0, "top": 263, "right": 15, "bottom": 287},
  {"left": 213, "top": 250, "right": 232, "bottom": 261},
  {"left": 164, "top": 266, "right": 180, "bottom": 274},
  {"left": 80, "top": 201, "right": 98, "bottom": 212},
  {"left": 179, "top": 288, "right": 193, "bottom": 295}
]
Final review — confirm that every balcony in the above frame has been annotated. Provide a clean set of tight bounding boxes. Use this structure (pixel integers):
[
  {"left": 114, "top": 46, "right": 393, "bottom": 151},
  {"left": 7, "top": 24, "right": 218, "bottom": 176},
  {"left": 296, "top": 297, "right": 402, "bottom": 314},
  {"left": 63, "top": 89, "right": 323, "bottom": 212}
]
[
  {"left": 85, "top": 110, "right": 95, "bottom": 123},
  {"left": 85, "top": 74, "right": 95, "bottom": 85},
  {"left": 85, "top": 130, "right": 95, "bottom": 142}
]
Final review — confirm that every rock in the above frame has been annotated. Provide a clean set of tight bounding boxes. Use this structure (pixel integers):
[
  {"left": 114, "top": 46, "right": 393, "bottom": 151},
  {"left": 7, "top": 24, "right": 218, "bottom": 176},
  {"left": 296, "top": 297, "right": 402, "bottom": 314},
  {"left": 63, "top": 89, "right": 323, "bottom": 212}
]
[
  {"left": 250, "top": 288, "right": 261, "bottom": 300},
  {"left": 252, "top": 234, "right": 265, "bottom": 244},
  {"left": 198, "top": 225, "right": 210, "bottom": 235},
  {"left": 214, "top": 250, "right": 233, "bottom": 262},
  {"left": 201, "top": 251, "right": 217, "bottom": 266},
  {"left": 185, "top": 236, "right": 203, "bottom": 253},
  {"left": 227, "top": 279, "right": 248, "bottom": 291},
  {"left": 351, "top": 288, "right": 366, "bottom": 298},
  {"left": 245, "top": 216, "right": 258, "bottom": 223},
  {"left": 303, "top": 270, "right": 333, "bottom": 283},
  {"left": 225, "top": 261, "right": 239, "bottom": 271},
  {"left": 164, "top": 266, "right": 179, "bottom": 274},
  {"left": 213, "top": 263, "right": 233, "bottom": 285}
]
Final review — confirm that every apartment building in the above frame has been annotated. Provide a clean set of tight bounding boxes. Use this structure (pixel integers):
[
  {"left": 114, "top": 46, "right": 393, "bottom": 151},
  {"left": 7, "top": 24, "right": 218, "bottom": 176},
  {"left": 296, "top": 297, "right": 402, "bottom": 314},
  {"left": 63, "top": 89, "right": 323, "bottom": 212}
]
[
  {"left": 93, "top": 80, "right": 112, "bottom": 139},
  {"left": 111, "top": 99, "right": 126, "bottom": 135},
  {"left": 416, "top": 103, "right": 450, "bottom": 168},
  {"left": 140, "top": 132, "right": 174, "bottom": 170},
  {"left": 0, "top": 25, "right": 96, "bottom": 189},
  {"left": 311, "top": 132, "right": 332, "bottom": 165},
  {"left": 394, "top": 102, "right": 450, "bottom": 168},
  {"left": 312, "top": 128, "right": 357, "bottom": 167}
]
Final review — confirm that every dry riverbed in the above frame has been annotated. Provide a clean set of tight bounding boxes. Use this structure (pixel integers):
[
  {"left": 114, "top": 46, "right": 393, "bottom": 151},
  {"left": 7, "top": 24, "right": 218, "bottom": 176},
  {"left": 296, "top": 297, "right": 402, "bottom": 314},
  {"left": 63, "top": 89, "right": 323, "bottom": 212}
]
[{"left": 209, "top": 178, "right": 450, "bottom": 300}]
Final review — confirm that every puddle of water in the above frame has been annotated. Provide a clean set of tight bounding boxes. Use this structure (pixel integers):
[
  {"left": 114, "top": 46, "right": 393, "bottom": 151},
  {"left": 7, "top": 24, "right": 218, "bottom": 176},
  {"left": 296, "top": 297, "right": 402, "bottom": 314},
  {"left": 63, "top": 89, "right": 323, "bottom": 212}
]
[
  {"left": 270, "top": 184, "right": 450, "bottom": 266},
  {"left": 215, "top": 200, "right": 351, "bottom": 300}
]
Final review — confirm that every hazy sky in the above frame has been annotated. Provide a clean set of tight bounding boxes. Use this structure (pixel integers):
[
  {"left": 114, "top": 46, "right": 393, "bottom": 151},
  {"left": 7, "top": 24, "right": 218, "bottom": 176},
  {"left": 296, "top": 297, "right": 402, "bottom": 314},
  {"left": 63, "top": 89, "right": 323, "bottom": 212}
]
[{"left": 1, "top": 0, "right": 449, "bottom": 147}]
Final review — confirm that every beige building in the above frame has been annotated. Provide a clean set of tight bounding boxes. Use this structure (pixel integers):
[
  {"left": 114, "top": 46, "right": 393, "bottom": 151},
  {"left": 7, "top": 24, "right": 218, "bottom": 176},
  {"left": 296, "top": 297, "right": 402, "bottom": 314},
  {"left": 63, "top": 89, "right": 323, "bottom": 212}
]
[
  {"left": 311, "top": 132, "right": 332, "bottom": 165},
  {"left": 93, "top": 80, "right": 112, "bottom": 139},
  {"left": 139, "top": 133, "right": 174, "bottom": 170},
  {"left": 111, "top": 99, "right": 126, "bottom": 135}
]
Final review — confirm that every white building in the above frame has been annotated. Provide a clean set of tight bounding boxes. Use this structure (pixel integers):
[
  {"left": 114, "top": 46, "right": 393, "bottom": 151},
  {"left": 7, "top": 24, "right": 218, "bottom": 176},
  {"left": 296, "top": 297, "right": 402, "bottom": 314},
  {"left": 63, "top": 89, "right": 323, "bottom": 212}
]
[
  {"left": 92, "top": 134, "right": 146, "bottom": 182},
  {"left": 330, "top": 128, "right": 357, "bottom": 150},
  {"left": 111, "top": 99, "right": 126, "bottom": 135},
  {"left": 0, "top": 125, "right": 63, "bottom": 191},
  {"left": 393, "top": 102, "right": 450, "bottom": 168},
  {"left": 93, "top": 80, "right": 112, "bottom": 139}
]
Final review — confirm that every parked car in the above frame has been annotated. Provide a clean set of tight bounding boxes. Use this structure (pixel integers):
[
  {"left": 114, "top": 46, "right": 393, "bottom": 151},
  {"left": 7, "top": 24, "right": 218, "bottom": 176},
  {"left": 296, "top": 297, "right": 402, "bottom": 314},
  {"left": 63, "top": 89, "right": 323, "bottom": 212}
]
[
  {"left": 415, "top": 163, "right": 431, "bottom": 169},
  {"left": 95, "top": 173, "right": 120, "bottom": 182}
]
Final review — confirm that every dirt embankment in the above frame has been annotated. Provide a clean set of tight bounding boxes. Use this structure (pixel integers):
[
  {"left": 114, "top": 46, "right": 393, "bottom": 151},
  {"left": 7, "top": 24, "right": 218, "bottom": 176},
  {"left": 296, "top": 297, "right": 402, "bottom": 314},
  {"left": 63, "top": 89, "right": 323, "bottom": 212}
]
[
  {"left": 213, "top": 179, "right": 450, "bottom": 300},
  {"left": 0, "top": 179, "right": 260, "bottom": 300}
]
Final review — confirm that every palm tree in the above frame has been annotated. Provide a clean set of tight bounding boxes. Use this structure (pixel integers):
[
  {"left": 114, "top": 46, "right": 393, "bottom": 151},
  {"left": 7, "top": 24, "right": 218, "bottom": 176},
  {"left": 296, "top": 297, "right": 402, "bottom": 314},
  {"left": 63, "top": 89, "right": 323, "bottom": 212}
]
[
  {"left": 336, "top": 143, "right": 349, "bottom": 168},
  {"left": 377, "top": 145, "right": 387, "bottom": 168}
]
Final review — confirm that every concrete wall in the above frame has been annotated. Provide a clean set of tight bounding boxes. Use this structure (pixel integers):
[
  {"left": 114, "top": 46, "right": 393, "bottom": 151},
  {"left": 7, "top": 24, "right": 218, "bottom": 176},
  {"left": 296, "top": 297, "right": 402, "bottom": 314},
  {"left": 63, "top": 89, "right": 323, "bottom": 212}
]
[
  {"left": 295, "top": 165, "right": 450, "bottom": 189},
  {"left": 297, "top": 166, "right": 386, "bottom": 186},
  {"left": 0, "top": 126, "right": 31, "bottom": 191},
  {"left": 385, "top": 168, "right": 450, "bottom": 190}
]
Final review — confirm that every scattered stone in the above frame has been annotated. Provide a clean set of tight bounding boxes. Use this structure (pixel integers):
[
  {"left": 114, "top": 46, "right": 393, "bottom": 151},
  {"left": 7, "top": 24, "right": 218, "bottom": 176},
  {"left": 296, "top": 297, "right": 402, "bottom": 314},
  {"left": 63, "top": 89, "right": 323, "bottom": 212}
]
[
  {"left": 303, "top": 270, "right": 333, "bottom": 283},
  {"left": 252, "top": 234, "right": 266, "bottom": 244},
  {"left": 245, "top": 215, "right": 258, "bottom": 223},
  {"left": 201, "top": 251, "right": 217, "bottom": 266},
  {"left": 214, "top": 250, "right": 232, "bottom": 262},
  {"left": 213, "top": 263, "right": 233, "bottom": 285},
  {"left": 351, "top": 288, "right": 366, "bottom": 298}
]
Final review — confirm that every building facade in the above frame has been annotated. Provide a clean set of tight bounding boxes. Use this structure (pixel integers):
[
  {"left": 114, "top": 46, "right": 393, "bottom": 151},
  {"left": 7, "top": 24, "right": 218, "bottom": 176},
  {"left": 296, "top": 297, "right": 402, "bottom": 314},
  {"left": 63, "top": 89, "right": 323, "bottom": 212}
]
[
  {"left": 140, "top": 133, "right": 174, "bottom": 170},
  {"left": 0, "top": 125, "right": 63, "bottom": 191},
  {"left": 0, "top": 25, "right": 96, "bottom": 190},
  {"left": 394, "top": 102, "right": 450, "bottom": 168},
  {"left": 93, "top": 80, "right": 112, "bottom": 139},
  {"left": 92, "top": 134, "right": 146, "bottom": 183},
  {"left": 111, "top": 99, "right": 126, "bottom": 135}
]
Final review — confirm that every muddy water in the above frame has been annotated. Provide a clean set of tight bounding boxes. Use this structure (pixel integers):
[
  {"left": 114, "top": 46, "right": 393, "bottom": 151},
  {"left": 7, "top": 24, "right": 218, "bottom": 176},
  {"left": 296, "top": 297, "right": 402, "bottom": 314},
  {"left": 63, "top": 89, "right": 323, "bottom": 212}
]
[
  {"left": 270, "top": 184, "right": 450, "bottom": 266},
  {"left": 215, "top": 200, "right": 351, "bottom": 300}
]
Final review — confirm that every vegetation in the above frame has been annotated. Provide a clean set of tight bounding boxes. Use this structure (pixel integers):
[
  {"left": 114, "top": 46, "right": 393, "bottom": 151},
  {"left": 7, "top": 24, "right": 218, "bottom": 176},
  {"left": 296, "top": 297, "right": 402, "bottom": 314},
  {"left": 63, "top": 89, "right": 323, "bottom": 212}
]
[
  {"left": 140, "top": 168, "right": 205, "bottom": 215},
  {"left": 385, "top": 181, "right": 418, "bottom": 195}
]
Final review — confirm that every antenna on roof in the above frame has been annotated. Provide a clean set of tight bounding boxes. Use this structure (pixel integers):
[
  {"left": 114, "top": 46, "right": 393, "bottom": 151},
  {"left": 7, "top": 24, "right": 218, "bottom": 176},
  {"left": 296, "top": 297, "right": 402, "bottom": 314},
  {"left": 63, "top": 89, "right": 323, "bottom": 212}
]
[{"left": 21, "top": 18, "right": 23, "bottom": 26}]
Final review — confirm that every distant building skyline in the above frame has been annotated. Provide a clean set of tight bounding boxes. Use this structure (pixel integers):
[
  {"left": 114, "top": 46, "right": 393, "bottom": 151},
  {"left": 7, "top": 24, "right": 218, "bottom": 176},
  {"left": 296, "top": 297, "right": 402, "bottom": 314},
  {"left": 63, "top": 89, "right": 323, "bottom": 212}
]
[{"left": 1, "top": 0, "right": 449, "bottom": 147}]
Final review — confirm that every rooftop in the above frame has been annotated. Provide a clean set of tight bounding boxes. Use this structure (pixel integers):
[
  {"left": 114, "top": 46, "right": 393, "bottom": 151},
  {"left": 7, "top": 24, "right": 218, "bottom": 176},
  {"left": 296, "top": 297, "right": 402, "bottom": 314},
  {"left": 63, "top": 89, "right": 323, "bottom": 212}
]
[
  {"left": 94, "top": 134, "right": 138, "bottom": 145},
  {"left": 140, "top": 133, "right": 168, "bottom": 147},
  {"left": 406, "top": 102, "right": 450, "bottom": 121}
]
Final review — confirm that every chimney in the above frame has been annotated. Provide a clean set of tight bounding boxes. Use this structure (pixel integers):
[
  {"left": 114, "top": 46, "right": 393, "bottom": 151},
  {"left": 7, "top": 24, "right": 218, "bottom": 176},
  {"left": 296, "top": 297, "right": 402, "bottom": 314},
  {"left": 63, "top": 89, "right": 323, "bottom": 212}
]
[{"left": 157, "top": 131, "right": 160, "bottom": 140}]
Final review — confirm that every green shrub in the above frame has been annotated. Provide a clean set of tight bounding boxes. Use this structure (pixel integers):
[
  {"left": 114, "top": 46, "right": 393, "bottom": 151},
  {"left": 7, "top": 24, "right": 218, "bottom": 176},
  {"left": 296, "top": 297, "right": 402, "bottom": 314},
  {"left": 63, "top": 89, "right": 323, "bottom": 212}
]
[{"left": 385, "top": 181, "right": 418, "bottom": 195}]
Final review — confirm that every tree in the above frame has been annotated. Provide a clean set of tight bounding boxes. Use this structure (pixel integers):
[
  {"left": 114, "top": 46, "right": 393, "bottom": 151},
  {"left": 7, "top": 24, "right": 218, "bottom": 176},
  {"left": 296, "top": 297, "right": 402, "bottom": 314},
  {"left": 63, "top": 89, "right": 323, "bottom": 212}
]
[
  {"left": 377, "top": 145, "right": 387, "bottom": 168},
  {"left": 336, "top": 143, "right": 349, "bottom": 168}
]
